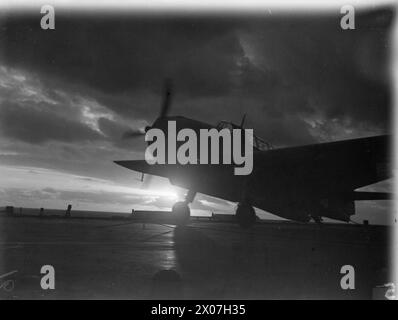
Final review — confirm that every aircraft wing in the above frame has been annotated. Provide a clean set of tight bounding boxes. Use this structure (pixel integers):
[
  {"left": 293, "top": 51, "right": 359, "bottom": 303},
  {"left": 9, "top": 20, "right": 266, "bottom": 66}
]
[
  {"left": 113, "top": 160, "right": 177, "bottom": 179},
  {"left": 248, "top": 134, "right": 391, "bottom": 221},
  {"left": 252, "top": 134, "right": 391, "bottom": 194}
]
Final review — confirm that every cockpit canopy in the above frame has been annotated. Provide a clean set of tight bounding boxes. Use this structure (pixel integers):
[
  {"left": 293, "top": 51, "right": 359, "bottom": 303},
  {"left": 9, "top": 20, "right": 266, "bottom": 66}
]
[{"left": 216, "top": 120, "right": 273, "bottom": 151}]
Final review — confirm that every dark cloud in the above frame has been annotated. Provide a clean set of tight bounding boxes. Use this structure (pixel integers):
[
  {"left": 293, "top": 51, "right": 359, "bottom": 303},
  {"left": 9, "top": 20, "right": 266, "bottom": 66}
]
[
  {"left": 1, "top": 8, "right": 393, "bottom": 147},
  {"left": 239, "top": 8, "right": 394, "bottom": 133},
  {"left": 1, "top": 14, "right": 249, "bottom": 97},
  {"left": 0, "top": 100, "right": 102, "bottom": 143}
]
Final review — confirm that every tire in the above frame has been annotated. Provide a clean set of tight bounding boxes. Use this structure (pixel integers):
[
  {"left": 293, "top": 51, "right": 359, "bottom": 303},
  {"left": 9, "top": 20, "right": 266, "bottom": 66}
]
[
  {"left": 172, "top": 201, "right": 190, "bottom": 226},
  {"left": 236, "top": 203, "right": 256, "bottom": 228}
]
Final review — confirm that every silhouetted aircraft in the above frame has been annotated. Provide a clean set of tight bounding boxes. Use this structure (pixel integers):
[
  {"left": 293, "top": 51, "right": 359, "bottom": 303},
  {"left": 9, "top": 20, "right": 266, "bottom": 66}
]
[{"left": 115, "top": 81, "right": 391, "bottom": 227}]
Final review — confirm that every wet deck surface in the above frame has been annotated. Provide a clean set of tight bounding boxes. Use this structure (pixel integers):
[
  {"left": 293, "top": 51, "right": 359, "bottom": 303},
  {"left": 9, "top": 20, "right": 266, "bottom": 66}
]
[{"left": 0, "top": 214, "right": 391, "bottom": 299}]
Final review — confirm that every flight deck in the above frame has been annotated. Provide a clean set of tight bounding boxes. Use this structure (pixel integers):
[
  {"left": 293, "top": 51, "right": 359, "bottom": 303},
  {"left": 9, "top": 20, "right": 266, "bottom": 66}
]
[{"left": 0, "top": 210, "right": 391, "bottom": 299}]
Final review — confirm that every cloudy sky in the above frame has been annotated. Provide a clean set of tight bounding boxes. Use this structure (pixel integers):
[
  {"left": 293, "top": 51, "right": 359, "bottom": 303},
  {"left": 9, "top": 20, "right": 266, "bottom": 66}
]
[{"left": 0, "top": 7, "right": 395, "bottom": 223}]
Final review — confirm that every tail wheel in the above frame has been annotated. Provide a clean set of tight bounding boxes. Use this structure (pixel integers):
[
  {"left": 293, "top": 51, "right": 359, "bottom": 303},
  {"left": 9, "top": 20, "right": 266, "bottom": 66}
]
[
  {"left": 172, "top": 201, "right": 190, "bottom": 226},
  {"left": 236, "top": 202, "right": 256, "bottom": 228}
]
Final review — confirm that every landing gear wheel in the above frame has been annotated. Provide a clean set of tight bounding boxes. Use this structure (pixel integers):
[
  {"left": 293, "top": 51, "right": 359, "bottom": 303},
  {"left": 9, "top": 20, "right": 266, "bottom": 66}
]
[
  {"left": 236, "top": 203, "right": 256, "bottom": 228},
  {"left": 311, "top": 215, "right": 323, "bottom": 224},
  {"left": 172, "top": 201, "right": 190, "bottom": 226}
]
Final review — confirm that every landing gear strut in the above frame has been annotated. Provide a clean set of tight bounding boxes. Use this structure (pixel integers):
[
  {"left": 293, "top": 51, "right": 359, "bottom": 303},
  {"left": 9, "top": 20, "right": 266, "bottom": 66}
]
[
  {"left": 236, "top": 202, "right": 256, "bottom": 228},
  {"left": 172, "top": 190, "right": 196, "bottom": 226},
  {"left": 311, "top": 215, "right": 323, "bottom": 224}
]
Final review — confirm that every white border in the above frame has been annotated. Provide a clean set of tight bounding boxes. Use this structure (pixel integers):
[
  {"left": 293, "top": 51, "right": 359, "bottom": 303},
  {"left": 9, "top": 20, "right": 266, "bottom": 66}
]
[
  {"left": 0, "top": 0, "right": 396, "bottom": 12},
  {"left": 0, "top": 0, "right": 397, "bottom": 298},
  {"left": 392, "top": 2, "right": 398, "bottom": 296}
]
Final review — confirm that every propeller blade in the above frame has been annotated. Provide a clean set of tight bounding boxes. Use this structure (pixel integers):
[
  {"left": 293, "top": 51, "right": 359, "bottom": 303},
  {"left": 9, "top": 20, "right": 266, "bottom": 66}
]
[
  {"left": 121, "top": 128, "right": 145, "bottom": 140},
  {"left": 159, "top": 79, "right": 173, "bottom": 118},
  {"left": 240, "top": 113, "right": 247, "bottom": 128},
  {"left": 122, "top": 80, "right": 173, "bottom": 141}
]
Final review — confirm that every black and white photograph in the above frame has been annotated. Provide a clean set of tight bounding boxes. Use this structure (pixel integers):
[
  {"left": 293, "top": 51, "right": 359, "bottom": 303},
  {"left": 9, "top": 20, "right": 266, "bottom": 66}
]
[{"left": 0, "top": 0, "right": 396, "bottom": 303}]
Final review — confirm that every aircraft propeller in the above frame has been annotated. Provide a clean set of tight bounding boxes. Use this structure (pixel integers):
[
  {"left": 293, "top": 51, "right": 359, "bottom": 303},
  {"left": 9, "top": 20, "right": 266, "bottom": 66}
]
[
  {"left": 122, "top": 79, "right": 173, "bottom": 140},
  {"left": 159, "top": 78, "right": 173, "bottom": 119},
  {"left": 121, "top": 79, "right": 173, "bottom": 187},
  {"left": 144, "top": 79, "right": 173, "bottom": 133}
]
